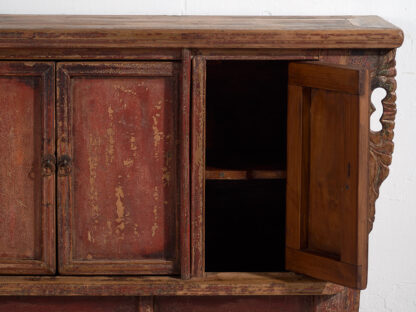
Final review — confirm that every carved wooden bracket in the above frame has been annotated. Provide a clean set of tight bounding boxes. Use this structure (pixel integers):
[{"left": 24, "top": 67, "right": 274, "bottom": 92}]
[{"left": 368, "top": 49, "right": 397, "bottom": 232}]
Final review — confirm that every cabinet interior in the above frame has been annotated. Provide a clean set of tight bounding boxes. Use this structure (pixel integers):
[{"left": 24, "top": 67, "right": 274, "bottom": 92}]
[{"left": 205, "top": 60, "right": 288, "bottom": 272}]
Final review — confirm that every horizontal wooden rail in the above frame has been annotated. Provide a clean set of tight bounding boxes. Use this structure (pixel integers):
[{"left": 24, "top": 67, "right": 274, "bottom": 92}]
[
  {"left": 0, "top": 272, "right": 344, "bottom": 296},
  {"left": 206, "top": 168, "right": 287, "bottom": 180}
]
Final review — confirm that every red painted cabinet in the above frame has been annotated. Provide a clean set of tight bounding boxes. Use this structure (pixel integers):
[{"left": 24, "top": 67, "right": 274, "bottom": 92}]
[
  {"left": 0, "top": 15, "right": 403, "bottom": 312},
  {"left": 0, "top": 61, "right": 186, "bottom": 276}
]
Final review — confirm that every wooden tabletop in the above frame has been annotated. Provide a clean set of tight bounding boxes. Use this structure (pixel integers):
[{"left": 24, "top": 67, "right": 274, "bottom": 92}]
[{"left": 0, "top": 15, "right": 403, "bottom": 49}]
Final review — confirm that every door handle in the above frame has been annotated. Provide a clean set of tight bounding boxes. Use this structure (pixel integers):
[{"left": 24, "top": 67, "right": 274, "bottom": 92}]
[
  {"left": 41, "top": 154, "right": 56, "bottom": 177},
  {"left": 57, "top": 155, "right": 72, "bottom": 177}
]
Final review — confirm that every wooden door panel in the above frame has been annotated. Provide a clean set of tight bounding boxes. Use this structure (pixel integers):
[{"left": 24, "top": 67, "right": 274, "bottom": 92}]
[
  {"left": 57, "top": 62, "right": 181, "bottom": 275},
  {"left": 286, "top": 62, "right": 369, "bottom": 289},
  {"left": 307, "top": 89, "right": 352, "bottom": 258},
  {"left": 0, "top": 62, "right": 55, "bottom": 274}
]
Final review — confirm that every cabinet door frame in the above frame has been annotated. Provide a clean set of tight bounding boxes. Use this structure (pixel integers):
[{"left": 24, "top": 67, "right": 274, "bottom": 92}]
[
  {"left": 0, "top": 62, "right": 55, "bottom": 274},
  {"left": 286, "top": 62, "right": 369, "bottom": 289},
  {"left": 57, "top": 61, "right": 187, "bottom": 275}
]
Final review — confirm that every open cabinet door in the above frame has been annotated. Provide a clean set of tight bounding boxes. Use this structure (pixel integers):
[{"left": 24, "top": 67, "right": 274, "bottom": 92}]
[{"left": 286, "top": 62, "right": 369, "bottom": 289}]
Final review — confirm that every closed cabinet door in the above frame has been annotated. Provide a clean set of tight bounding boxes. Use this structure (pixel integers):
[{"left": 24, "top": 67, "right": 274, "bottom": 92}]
[
  {"left": 0, "top": 62, "right": 56, "bottom": 274},
  {"left": 57, "top": 62, "right": 183, "bottom": 275}
]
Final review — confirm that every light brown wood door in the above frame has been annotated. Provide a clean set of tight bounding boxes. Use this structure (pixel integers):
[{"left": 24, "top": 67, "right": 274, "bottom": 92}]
[
  {"left": 0, "top": 62, "right": 56, "bottom": 274},
  {"left": 57, "top": 62, "right": 184, "bottom": 275},
  {"left": 286, "top": 62, "right": 369, "bottom": 289}
]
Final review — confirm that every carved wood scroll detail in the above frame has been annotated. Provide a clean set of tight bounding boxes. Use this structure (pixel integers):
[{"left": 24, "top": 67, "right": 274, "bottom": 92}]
[{"left": 368, "top": 49, "right": 397, "bottom": 232}]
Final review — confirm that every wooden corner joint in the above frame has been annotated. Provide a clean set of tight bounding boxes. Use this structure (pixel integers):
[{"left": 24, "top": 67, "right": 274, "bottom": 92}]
[{"left": 368, "top": 49, "right": 397, "bottom": 232}]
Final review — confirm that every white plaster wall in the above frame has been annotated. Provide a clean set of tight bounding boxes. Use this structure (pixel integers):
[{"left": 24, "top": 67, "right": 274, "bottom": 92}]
[{"left": 0, "top": 0, "right": 415, "bottom": 311}]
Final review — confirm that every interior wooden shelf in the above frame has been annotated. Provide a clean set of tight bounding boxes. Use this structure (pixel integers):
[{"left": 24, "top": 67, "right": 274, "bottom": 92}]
[
  {"left": 0, "top": 272, "right": 344, "bottom": 296},
  {"left": 206, "top": 167, "right": 287, "bottom": 180}
]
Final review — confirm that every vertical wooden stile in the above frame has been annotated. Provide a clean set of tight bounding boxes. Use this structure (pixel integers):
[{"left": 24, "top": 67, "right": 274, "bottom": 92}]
[
  {"left": 180, "top": 49, "right": 192, "bottom": 279},
  {"left": 191, "top": 56, "right": 206, "bottom": 278}
]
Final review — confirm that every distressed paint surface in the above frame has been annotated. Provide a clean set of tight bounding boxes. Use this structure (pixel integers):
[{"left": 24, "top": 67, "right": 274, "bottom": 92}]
[
  {"left": 179, "top": 49, "right": 191, "bottom": 279},
  {"left": 190, "top": 56, "right": 206, "bottom": 278},
  {"left": 57, "top": 62, "right": 180, "bottom": 274},
  {"left": 72, "top": 76, "right": 177, "bottom": 262},
  {"left": 0, "top": 76, "right": 41, "bottom": 260},
  {"left": 0, "top": 62, "right": 55, "bottom": 274}
]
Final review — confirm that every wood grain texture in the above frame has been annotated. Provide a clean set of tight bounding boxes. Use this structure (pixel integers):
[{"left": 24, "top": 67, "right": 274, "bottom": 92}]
[
  {"left": 0, "top": 296, "right": 140, "bottom": 312},
  {"left": 286, "top": 62, "right": 369, "bottom": 289},
  {"left": 0, "top": 15, "right": 403, "bottom": 49},
  {"left": 0, "top": 273, "right": 345, "bottom": 296},
  {"left": 197, "top": 49, "right": 319, "bottom": 60},
  {"left": 286, "top": 248, "right": 363, "bottom": 290},
  {"left": 191, "top": 56, "right": 206, "bottom": 278},
  {"left": 289, "top": 62, "right": 361, "bottom": 94},
  {"left": 307, "top": 88, "right": 349, "bottom": 258},
  {"left": 57, "top": 62, "right": 181, "bottom": 275},
  {"left": 314, "top": 288, "right": 360, "bottom": 312},
  {"left": 180, "top": 49, "right": 191, "bottom": 280},
  {"left": 0, "top": 62, "right": 55, "bottom": 274},
  {"left": 318, "top": 48, "right": 398, "bottom": 233},
  {"left": 0, "top": 48, "right": 182, "bottom": 60},
  {"left": 0, "top": 48, "right": 318, "bottom": 61}
]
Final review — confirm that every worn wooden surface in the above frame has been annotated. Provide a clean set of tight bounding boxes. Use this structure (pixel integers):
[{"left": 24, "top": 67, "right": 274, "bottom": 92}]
[
  {"left": 318, "top": 49, "right": 397, "bottom": 233},
  {"left": 0, "top": 292, "right": 360, "bottom": 312},
  {"left": 155, "top": 296, "right": 313, "bottom": 312},
  {"left": 0, "top": 48, "right": 320, "bottom": 61},
  {"left": 57, "top": 62, "right": 181, "bottom": 275},
  {"left": 0, "top": 48, "right": 182, "bottom": 60},
  {"left": 179, "top": 49, "right": 191, "bottom": 280},
  {"left": 0, "top": 26, "right": 400, "bottom": 312},
  {"left": 314, "top": 288, "right": 360, "bottom": 312},
  {"left": 286, "top": 62, "right": 369, "bottom": 289},
  {"left": 0, "top": 273, "right": 345, "bottom": 296},
  {"left": 0, "top": 62, "right": 55, "bottom": 274},
  {"left": 190, "top": 56, "right": 206, "bottom": 278},
  {"left": 0, "top": 15, "right": 403, "bottom": 49},
  {"left": 197, "top": 48, "right": 319, "bottom": 60},
  {"left": 0, "top": 296, "right": 139, "bottom": 312}
]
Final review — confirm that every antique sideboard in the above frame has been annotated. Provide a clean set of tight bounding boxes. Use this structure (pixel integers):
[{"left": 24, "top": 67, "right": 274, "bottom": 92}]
[{"left": 0, "top": 15, "right": 403, "bottom": 311}]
